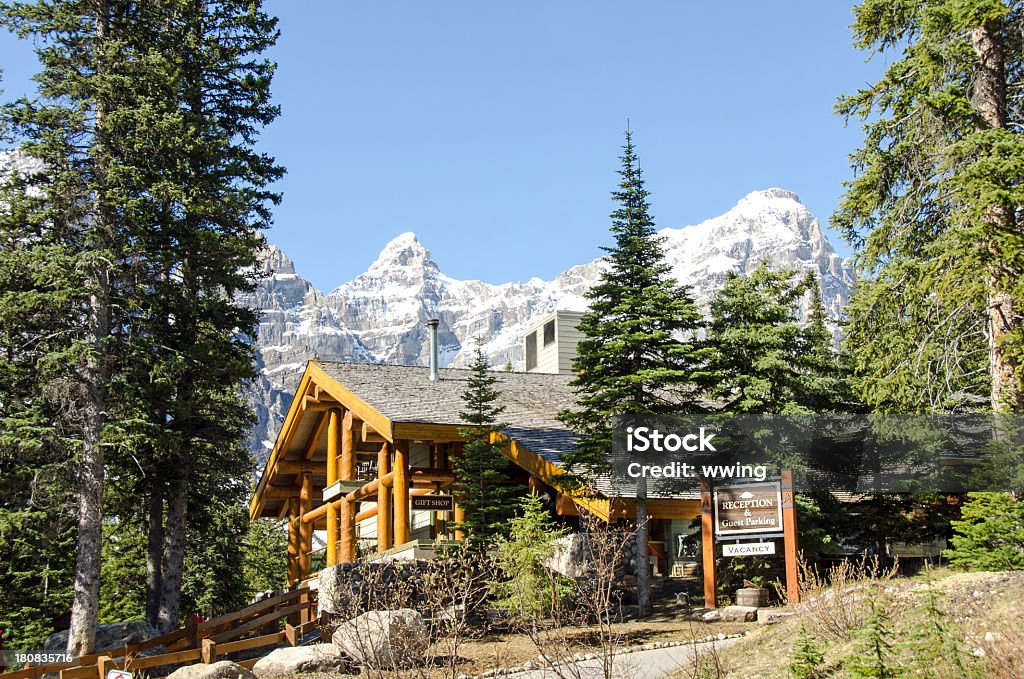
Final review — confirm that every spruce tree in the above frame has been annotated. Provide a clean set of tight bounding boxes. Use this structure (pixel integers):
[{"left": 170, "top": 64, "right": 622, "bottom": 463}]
[
  {"left": 836, "top": 0, "right": 1024, "bottom": 414},
  {"left": 701, "top": 264, "right": 849, "bottom": 414},
  {"left": 453, "top": 346, "right": 516, "bottom": 545},
  {"left": 0, "top": 0, "right": 183, "bottom": 653},
  {"left": 559, "top": 130, "right": 705, "bottom": 616}
]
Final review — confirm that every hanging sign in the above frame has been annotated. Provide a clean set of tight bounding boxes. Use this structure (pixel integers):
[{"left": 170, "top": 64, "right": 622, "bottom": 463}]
[
  {"left": 722, "top": 542, "right": 776, "bottom": 557},
  {"left": 411, "top": 495, "right": 453, "bottom": 511}
]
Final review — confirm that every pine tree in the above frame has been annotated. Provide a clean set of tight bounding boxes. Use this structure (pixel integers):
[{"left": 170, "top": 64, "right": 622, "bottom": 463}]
[
  {"left": 702, "top": 264, "right": 849, "bottom": 414},
  {"left": 789, "top": 624, "right": 826, "bottom": 679},
  {"left": 945, "top": 492, "right": 1024, "bottom": 570},
  {"left": 847, "top": 590, "right": 901, "bottom": 678},
  {"left": 453, "top": 346, "right": 516, "bottom": 545},
  {"left": 559, "top": 130, "right": 706, "bottom": 617},
  {"left": 492, "top": 494, "right": 570, "bottom": 621},
  {"left": 836, "top": 0, "right": 1024, "bottom": 414},
  {"left": 0, "top": 0, "right": 184, "bottom": 653}
]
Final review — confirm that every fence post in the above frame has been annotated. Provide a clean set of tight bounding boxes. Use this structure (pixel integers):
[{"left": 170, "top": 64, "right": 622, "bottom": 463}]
[
  {"left": 201, "top": 639, "right": 217, "bottom": 665},
  {"left": 185, "top": 615, "right": 198, "bottom": 648},
  {"left": 96, "top": 656, "right": 112, "bottom": 679},
  {"left": 284, "top": 624, "right": 297, "bottom": 648}
]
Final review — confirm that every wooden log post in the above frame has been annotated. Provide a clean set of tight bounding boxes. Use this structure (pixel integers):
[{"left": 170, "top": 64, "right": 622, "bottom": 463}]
[
  {"left": 201, "top": 638, "right": 217, "bottom": 665},
  {"left": 376, "top": 443, "right": 392, "bottom": 553},
  {"left": 298, "top": 474, "right": 313, "bottom": 580},
  {"left": 781, "top": 469, "right": 800, "bottom": 605},
  {"left": 96, "top": 657, "right": 113, "bottom": 679},
  {"left": 287, "top": 498, "right": 300, "bottom": 585},
  {"left": 325, "top": 409, "right": 341, "bottom": 567},
  {"left": 451, "top": 441, "right": 465, "bottom": 541},
  {"left": 700, "top": 478, "right": 717, "bottom": 609},
  {"left": 340, "top": 411, "right": 355, "bottom": 562},
  {"left": 393, "top": 439, "right": 411, "bottom": 546}
]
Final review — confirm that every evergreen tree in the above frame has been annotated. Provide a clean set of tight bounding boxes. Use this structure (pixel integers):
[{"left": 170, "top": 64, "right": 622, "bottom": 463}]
[
  {"left": 789, "top": 624, "right": 826, "bottom": 679},
  {"left": 945, "top": 492, "right": 1024, "bottom": 570},
  {"left": 243, "top": 518, "right": 289, "bottom": 596},
  {"left": 453, "top": 346, "right": 516, "bottom": 545},
  {"left": 847, "top": 590, "right": 901, "bottom": 678},
  {"left": 701, "top": 264, "right": 849, "bottom": 414},
  {"left": 0, "top": 0, "right": 184, "bottom": 653},
  {"left": 559, "top": 130, "right": 705, "bottom": 617},
  {"left": 835, "top": 0, "right": 1024, "bottom": 414},
  {"left": 492, "top": 493, "right": 571, "bottom": 621}
]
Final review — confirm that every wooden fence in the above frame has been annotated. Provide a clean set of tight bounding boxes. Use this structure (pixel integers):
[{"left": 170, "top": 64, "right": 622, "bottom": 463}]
[{"left": 0, "top": 585, "right": 319, "bottom": 679}]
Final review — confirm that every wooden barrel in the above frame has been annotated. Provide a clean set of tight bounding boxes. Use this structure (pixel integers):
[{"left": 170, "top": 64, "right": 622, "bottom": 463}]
[{"left": 736, "top": 587, "right": 769, "bottom": 607}]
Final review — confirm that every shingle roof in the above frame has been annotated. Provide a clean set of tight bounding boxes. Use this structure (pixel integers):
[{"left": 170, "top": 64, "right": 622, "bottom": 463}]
[{"left": 314, "top": 361, "right": 579, "bottom": 466}]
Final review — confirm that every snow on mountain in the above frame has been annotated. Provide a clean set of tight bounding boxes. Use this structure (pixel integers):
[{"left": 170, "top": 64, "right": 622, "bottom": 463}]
[{"left": 244, "top": 188, "right": 854, "bottom": 459}]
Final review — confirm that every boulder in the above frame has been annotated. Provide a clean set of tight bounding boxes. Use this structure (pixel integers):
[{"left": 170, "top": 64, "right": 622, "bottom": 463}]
[
  {"left": 757, "top": 608, "right": 796, "bottom": 625},
  {"left": 167, "top": 661, "right": 254, "bottom": 679},
  {"left": 252, "top": 645, "right": 346, "bottom": 677},
  {"left": 701, "top": 609, "right": 722, "bottom": 623},
  {"left": 545, "top": 534, "right": 592, "bottom": 578},
  {"left": 719, "top": 605, "right": 759, "bottom": 622},
  {"left": 44, "top": 621, "right": 159, "bottom": 654},
  {"left": 332, "top": 609, "right": 427, "bottom": 669}
]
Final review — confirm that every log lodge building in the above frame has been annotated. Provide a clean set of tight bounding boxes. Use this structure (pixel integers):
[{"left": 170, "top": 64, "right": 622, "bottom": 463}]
[{"left": 249, "top": 312, "right": 702, "bottom": 585}]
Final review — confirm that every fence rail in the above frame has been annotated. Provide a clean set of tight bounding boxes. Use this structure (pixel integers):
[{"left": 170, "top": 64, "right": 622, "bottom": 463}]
[{"left": 0, "top": 584, "right": 317, "bottom": 679}]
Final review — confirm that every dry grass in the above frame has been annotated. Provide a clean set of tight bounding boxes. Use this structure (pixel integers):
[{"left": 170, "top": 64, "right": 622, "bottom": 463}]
[{"left": 665, "top": 569, "right": 1024, "bottom": 679}]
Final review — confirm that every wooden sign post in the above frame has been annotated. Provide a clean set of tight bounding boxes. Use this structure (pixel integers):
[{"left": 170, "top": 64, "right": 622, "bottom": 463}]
[
  {"left": 702, "top": 470, "right": 800, "bottom": 609},
  {"left": 700, "top": 478, "right": 717, "bottom": 608},
  {"left": 781, "top": 469, "right": 800, "bottom": 604}
]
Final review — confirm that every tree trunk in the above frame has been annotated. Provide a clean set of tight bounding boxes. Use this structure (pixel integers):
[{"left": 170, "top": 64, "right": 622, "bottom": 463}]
[
  {"left": 146, "top": 483, "right": 164, "bottom": 627},
  {"left": 67, "top": 1, "right": 111, "bottom": 657},
  {"left": 157, "top": 474, "right": 188, "bottom": 633},
  {"left": 972, "top": 23, "right": 1021, "bottom": 413},
  {"left": 636, "top": 478, "right": 651, "bottom": 617}
]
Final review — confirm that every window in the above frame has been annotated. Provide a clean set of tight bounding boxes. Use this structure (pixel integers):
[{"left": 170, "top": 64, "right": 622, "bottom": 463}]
[
  {"left": 543, "top": 319, "right": 555, "bottom": 346},
  {"left": 525, "top": 331, "right": 537, "bottom": 371}
]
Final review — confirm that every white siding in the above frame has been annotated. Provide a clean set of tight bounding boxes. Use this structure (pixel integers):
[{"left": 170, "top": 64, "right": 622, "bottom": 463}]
[{"left": 524, "top": 311, "right": 584, "bottom": 374}]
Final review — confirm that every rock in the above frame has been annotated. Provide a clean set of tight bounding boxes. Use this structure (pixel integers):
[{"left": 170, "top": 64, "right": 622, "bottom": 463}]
[
  {"left": 167, "top": 661, "right": 255, "bottom": 679},
  {"left": 332, "top": 609, "right": 427, "bottom": 669},
  {"left": 701, "top": 610, "right": 722, "bottom": 623},
  {"left": 984, "top": 631, "right": 1002, "bottom": 643},
  {"left": 44, "top": 621, "right": 159, "bottom": 654},
  {"left": 545, "top": 534, "right": 592, "bottom": 578},
  {"left": 719, "top": 606, "right": 759, "bottom": 622},
  {"left": 252, "top": 645, "right": 346, "bottom": 676},
  {"left": 757, "top": 608, "right": 796, "bottom": 625}
]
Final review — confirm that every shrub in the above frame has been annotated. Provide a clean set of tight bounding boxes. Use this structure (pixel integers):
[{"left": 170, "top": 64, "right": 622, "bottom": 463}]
[{"left": 945, "top": 493, "right": 1024, "bottom": 571}]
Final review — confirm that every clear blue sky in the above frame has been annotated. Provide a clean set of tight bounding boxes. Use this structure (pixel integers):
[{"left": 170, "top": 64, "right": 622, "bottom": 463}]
[{"left": 0, "top": 1, "right": 886, "bottom": 292}]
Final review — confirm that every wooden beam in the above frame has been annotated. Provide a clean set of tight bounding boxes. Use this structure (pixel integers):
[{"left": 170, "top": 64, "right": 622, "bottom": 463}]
[
  {"left": 392, "top": 422, "right": 467, "bottom": 442},
  {"left": 306, "top": 362, "right": 394, "bottom": 441},
  {"left": 361, "top": 420, "right": 386, "bottom": 443},
  {"left": 302, "top": 410, "right": 331, "bottom": 461},
  {"left": 287, "top": 499, "right": 300, "bottom": 585},
  {"left": 377, "top": 442, "right": 392, "bottom": 553},
  {"left": 298, "top": 474, "right": 313, "bottom": 580},
  {"left": 326, "top": 409, "right": 340, "bottom": 567},
  {"left": 394, "top": 439, "right": 411, "bottom": 546},
  {"left": 275, "top": 461, "right": 324, "bottom": 476},
  {"left": 340, "top": 410, "right": 355, "bottom": 563}
]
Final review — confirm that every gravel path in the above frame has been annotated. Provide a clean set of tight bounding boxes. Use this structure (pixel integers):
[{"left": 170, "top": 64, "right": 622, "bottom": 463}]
[{"left": 496, "top": 637, "right": 741, "bottom": 679}]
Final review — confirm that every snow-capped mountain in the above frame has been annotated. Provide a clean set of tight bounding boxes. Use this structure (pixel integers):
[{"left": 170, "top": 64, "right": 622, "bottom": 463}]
[{"left": 242, "top": 188, "right": 854, "bottom": 459}]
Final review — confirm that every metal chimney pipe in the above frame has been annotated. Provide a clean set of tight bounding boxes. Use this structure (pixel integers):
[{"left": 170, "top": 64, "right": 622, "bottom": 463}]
[{"left": 427, "top": 319, "right": 440, "bottom": 382}]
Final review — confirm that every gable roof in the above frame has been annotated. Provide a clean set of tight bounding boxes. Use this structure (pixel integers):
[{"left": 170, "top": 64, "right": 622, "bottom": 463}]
[{"left": 314, "top": 361, "right": 578, "bottom": 466}]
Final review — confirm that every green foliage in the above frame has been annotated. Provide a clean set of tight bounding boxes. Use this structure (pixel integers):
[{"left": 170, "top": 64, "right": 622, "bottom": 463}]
[
  {"left": 492, "top": 494, "right": 572, "bottom": 620},
  {"left": 904, "top": 567, "right": 974, "bottom": 676},
  {"left": 847, "top": 589, "right": 901, "bottom": 678},
  {"left": 453, "top": 346, "right": 517, "bottom": 544},
  {"left": 702, "top": 264, "right": 852, "bottom": 414},
  {"left": 789, "top": 624, "right": 827, "bottom": 679},
  {"left": 559, "top": 129, "right": 707, "bottom": 483},
  {"left": 946, "top": 492, "right": 1024, "bottom": 570},
  {"left": 181, "top": 499, "right": 251, "bottom": 617},
  {"left": 835, "top": 0, "right": 1024, "bottom": 412},
  {"left": 98, "top": 521, "right": 147, "bottom": 624},
  {"left": 243, "top": 518, "right": 289, "bottom": 596}
]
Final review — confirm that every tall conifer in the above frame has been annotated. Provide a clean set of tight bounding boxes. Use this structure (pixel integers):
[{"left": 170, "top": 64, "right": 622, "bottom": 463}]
[{"left": 559, "top": 130, "right": 705, "bottom": 616}]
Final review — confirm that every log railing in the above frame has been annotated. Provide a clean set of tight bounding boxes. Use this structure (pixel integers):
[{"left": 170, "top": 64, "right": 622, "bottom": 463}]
[{"left": 0, "top": 585, "right": 318, "bottom": 679}]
